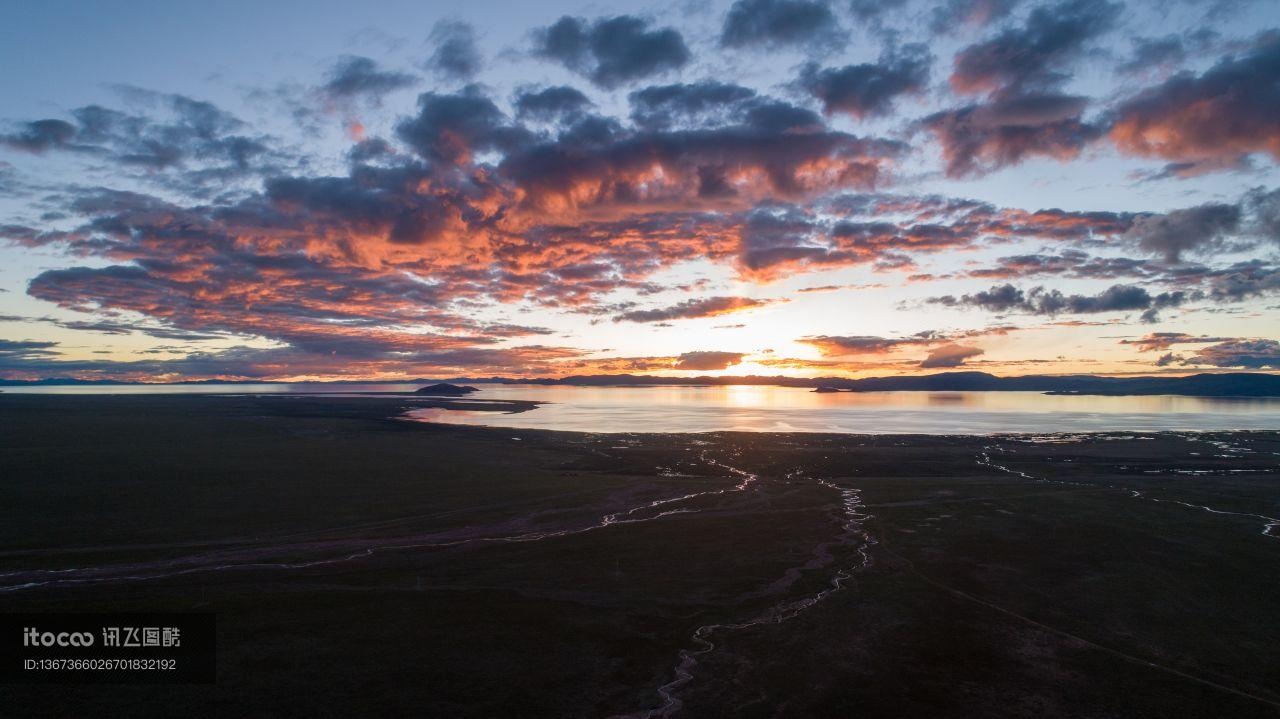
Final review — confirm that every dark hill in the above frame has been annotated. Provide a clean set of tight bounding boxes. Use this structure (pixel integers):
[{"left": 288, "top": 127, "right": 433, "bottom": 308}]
[{"left": 413, "top": 383, "right": 479, "bottom": 396}]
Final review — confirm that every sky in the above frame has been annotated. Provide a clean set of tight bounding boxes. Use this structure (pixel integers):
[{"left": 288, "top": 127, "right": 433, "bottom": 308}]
[{"left": 0, "top": 0, "right": 1278, "bottom": 381}]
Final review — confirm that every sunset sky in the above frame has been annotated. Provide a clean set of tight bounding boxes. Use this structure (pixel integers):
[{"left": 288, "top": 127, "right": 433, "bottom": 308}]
[{"left": 1, "top": 0, "right": 1278, "bottom": 381}]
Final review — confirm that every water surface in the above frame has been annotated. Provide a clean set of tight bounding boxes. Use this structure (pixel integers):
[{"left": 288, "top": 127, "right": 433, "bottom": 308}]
[
  {"left": 6, "top": 383, "right": 1278, "bottom": 433},
  {"left": 404, "top": 385, "right": 1280, "bottom": 434}
]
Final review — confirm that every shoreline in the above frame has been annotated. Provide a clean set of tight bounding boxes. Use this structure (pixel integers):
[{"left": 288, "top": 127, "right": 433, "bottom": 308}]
[{"left": 2, "top": 392, "right": 1276, "bottom": 436}]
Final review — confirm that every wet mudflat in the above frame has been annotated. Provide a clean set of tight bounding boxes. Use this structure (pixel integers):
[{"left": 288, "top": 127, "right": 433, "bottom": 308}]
[{"left": 0, "top": 395, "right": 1277, "bottom": 717}]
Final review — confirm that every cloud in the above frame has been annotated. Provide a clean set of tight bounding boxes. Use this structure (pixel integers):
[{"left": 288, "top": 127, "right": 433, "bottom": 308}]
[
  {"left": 3, "top": 313, "right": 225, "bottom": 341},
  {"left": 0, "top": 339, "right": 60, "bottom": 360},
  {"left": 929, "top": 0, "right": 1018, "bottom": 35},
  {"left": 4, "top": 165, "right": 1146, "bottom": 386},
  {"left": 1116, "top": 31, "right": 1217, "bottom": 77},
  {"left": 920, "top": 343, "right": 984, "bottom": 368},
  {"left": 934, "top": 283, "right": 1025, "bottom": 312},
  {"left": 800, "top": 335, "right": 918, "bottom": 355},
  {"left": 1119, "top": 332, "right": 1232, "bottom": 352},
  {"left": 848, "top": 0, "right": 908, "bottom": 22},
  {"left": 927, "top": 282, "right": 1189, "bottom": 321},
  {"left": 1185, "top": 338, "right": 1280, "bottom": 369},
  {"left": 965, "top": 250, "right": 1154, "bottom": 281},
  {"left": 1109, "top": 32, "right": 1280, "bottom": 174},
  {"left": 628, "top": 81, "right": 759, "bottom": 130},
  {"left": 514, "top": 86, "right": 594, "bottom": 124},
  {"left": 533, "top": 15, "right": 691, "bottom": 89},
  {"left": 321, "top": 56, "right": 417, "bottom": 102},
  {"left": 799, "top": 327, "right": 1005, "bottom": 357},
  {"left": 732, "top": 193, "right": 1136, "bottom": 280},
  {"left": 797, "top": 282, "right": 886, "bottom": 292},
  {"left": 922, "top": 92, "right": 1102, "bottom": 177},
  {"left": 0, "top": 342, "right": 586, "bottom": 382},
  {"left": 1245, "top": 186, "right": 1280, "bottom": 241},
  {"left": 395, "top": 85, "right": 532, "bottom": 163},
  {"left": 425, "top": 20, "right": 482, "bottom": 80},
  {"left": 0, "top": 91, "right": 283, "bottom": 193},
  {"left": 720, "top": 0, "right": 843, "bottom": 50},
  {"left": 614, "top": 296, "right": 775, "bottom": 322},
  {"left": 0, "top": 119, "right": 77, "bottom": 153},
  {"left": 672, "top": 350, "right": 745, "bottom": 370},
  {"left": 799, "top": 45, "right": 931, "bottom": 119},
  {"left": 950, "top": 0, "right": 1119, "bottom": 95},
  {"left": 7, "top": 19, "right": 1277, "bottom": 385},
  {"left": 499, "top": 108, "right": 902, "bottom": 214},
  {"left": 1196, "top": 261, "right": 1280, "bottom": 301},
  {"left": 925, "top": 0, "right": 1120, "bottom": 177},
  {"left": 1124, "top": 202, "right": 1241, "bottom": 262}
]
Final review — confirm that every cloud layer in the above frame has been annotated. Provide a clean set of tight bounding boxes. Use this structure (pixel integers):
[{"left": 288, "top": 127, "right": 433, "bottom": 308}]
[{"left": 1, "top": 2, "right": 1278, "bottom": 381}]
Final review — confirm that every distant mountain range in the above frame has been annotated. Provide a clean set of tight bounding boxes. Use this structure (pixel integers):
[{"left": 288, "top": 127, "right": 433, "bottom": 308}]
[{"left": 2, "top": 372, "right": 1279, "bottom": 397}]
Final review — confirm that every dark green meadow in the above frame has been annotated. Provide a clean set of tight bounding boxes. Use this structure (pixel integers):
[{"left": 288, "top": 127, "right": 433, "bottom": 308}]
[{"left": 1, "top": 395, "right": 1277, "bottom": 717}]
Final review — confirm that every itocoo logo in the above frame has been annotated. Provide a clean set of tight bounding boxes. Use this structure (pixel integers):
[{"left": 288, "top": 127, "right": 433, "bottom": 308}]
[{"left": 23, "top": 627, "right": 95, "bottom": 647}]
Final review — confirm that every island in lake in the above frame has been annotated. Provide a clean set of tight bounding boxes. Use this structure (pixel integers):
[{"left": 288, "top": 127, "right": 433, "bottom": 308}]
[{"left": 413, "top": 382, "right": 479, "bottom": 396}]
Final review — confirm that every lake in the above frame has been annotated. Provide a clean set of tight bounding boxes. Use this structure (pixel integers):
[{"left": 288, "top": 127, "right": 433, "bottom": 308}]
[
  {"left": 5, "top": 383, "right": 1280, "bottom": 433},
  {"left": 405, "top": 385, "right": 1280, "bottom": 434}
]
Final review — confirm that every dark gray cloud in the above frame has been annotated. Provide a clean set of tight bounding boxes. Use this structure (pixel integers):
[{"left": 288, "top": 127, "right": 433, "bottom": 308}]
[
  {"left": 743, "top": 100, "right": 825, "bottom": 134},
  {"left": 1193, "top": 261, "right": 1280, "bottom": 302},
  {"left": 533, "top": 15, "right": 691, "bottom": 89},
  {"left": 933, "top": 282, "right": 1025, "bottom": 312},
  {"left": 1116, "top": 30, "right": 1217, "bottom": 76},
  {"left": 614, "top": 296, "right": 773, "bottom": 322},
  {"left": 929, "top": 0, "right": 1019, "bottom": 35},
  {"left": 425, "top": 20, "right": 483, "bottom": 80},
  {"left": 928, "top": 282, "right": 1189, "bottom": 321},
  {"left": 2, "top": 313, "right": 225, "bottom": 341},
  {"left": 922, "top": 92, "right": 1102, "bottom": 177},
  {"left": 347, "top": 137, "right": 397, "bottom": 163},
  {"left": 514, "top": 86, "right": 594, "bottom": 124},
  {"left": 924, "top": 0, "right": 1120, "bottom": 177},
  {"left": 720, "top": 0, "right": 843, "bottom": 50},
  {"left": 0, "top": 119, "right": 77, "bottom": 153},
  {"left": 627, "top": 82, "right": 824, "bottom": 135},
  {"left": 0, "top": 91, "right": 284, "bottom": 194},
  {"left": 732, "top": 193, "right": 1140, "bottom": 278},
  {"left": 1124, "top": 202, "right": 1241, "bottom": 262},
  {"left": 672, "top": 350, "right": 745, "bottom": 370},
  {"left": 628, "top": 81, "right": 757, "bottom": 130},
  {"left": 395, "top": 86, "right": 533, "bottom": 163},
  {"left": 800, "top": 335, "right": 914, "bottom": 354},
  {"left": 1119, "top": 331, "right": 1232, "bottom": 352},
  {"left": 1243, "top": 186, "right": 1280, "bottom": 249},
  {"left": 1186, "top": 338, "right": 1280, "bottom": 369},
  {"left": 951, "top": 0, "right": 1120, "bottom": 95},
  {"left": 0, "top": 339, "right": 59, "bottom": 360},
  {"left": 736, "top": 205, "right": 836, "bottom": 277},
  {"left": 848, "top": 0, "right": 907, "bottom": 22},
  {"left": 321, "top": 56, "right": 417, "bottom": 102},
  {"left": 965, "top": 250, "right": 1154, "bottom": 281},
  {"left": 799, "top": 45, "right": 931, "bottom": 119}
]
